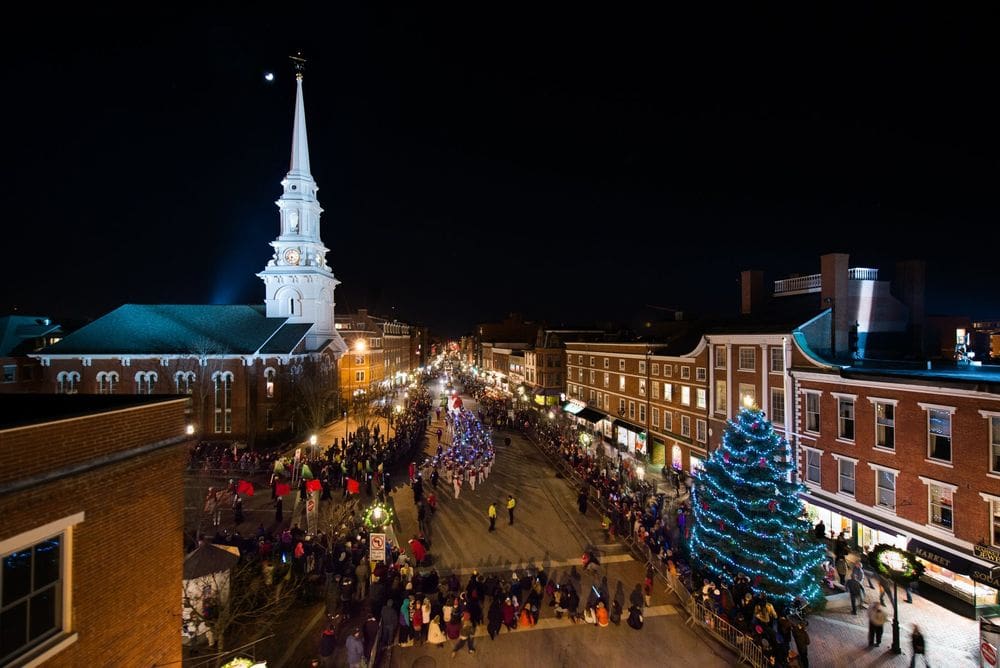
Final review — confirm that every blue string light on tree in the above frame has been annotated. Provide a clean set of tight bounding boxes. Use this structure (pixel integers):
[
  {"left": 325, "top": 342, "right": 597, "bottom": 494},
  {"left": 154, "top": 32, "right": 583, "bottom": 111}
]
[{"left": 689, "top": 407, "right": 826, "bottom": 606}]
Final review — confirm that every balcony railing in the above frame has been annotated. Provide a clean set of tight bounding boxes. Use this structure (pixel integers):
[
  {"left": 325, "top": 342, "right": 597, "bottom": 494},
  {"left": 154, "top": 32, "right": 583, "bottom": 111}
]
[{"left": 774, "top": 267, "right": 880, "bottom": 296}]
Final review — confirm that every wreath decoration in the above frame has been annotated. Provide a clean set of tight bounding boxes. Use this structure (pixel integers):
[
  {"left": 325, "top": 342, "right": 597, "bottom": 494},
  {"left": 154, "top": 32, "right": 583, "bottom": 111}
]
[
  {"left": 868, "top": 543, "right": 924, "bottom": 584},
  {"left": 363, "top": 502, "right": 394, "bottom": 530}
]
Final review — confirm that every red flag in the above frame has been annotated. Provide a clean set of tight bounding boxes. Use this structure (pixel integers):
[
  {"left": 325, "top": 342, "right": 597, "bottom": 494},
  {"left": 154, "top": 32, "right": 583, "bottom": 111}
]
[
  {"left": 306, "top": 479, "right": 322, "bottom": 493},
  {"left": 276, "top": 483, "right": 291, "bottom": 497},
  {"left": 346, "top": 478, "right": 360, "bottom": 495},
  {"left": 237, "top": 480, "right": 255, "bottom": 497}
]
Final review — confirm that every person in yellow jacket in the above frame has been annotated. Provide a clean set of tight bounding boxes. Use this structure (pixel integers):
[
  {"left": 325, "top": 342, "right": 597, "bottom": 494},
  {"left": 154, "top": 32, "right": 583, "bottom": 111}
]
[
  {"left": 488, "top": 502, "right": 497, "bottom": 532},
  {"left": 507, "top": 495, "right": 516, "bottom": 525}
]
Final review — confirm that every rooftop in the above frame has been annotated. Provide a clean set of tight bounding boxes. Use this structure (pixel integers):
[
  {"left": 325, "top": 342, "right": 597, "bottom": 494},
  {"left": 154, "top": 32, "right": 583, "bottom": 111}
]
[
  {"left": 843, "top": 360, "right": 1000, "bottom": 387},
  {"left": 0, "top": 394, "right": 187, "bottom": 431}
]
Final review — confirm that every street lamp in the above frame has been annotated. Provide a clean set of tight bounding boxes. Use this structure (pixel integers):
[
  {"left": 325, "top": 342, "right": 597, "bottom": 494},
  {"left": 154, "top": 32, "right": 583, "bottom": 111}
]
[{"left": 870, "top": 543, "right": 924, "bottom": 655}]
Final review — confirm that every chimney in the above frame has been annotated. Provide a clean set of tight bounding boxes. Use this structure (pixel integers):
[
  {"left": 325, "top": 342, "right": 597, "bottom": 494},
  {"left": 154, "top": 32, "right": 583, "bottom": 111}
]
[
  {"left": 740, "top": 270, "right": 765, "bottom": 315},
  {"left": 820, "top": 253, "right": 850, "bottom": 358},
  {"left": 894, "top": 260, "right": 927, "bottom": 356}
]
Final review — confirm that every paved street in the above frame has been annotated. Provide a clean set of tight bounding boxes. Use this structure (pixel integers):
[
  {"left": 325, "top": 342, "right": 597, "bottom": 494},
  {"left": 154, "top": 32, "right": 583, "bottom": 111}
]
[{"left": 386, "top": 392, "right": 734, "bottom": 667}]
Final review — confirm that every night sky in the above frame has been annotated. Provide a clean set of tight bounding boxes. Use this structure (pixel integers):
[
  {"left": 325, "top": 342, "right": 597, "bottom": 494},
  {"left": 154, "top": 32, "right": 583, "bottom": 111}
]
[{"left": 4, "top": 5, "right": 998, "bottom": 336}]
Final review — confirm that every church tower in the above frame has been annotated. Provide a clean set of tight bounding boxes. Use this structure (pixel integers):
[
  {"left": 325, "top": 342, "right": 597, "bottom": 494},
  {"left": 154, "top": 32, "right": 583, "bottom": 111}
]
[{"left": 258, "top": 54, "right": 346, "bottom": 355}]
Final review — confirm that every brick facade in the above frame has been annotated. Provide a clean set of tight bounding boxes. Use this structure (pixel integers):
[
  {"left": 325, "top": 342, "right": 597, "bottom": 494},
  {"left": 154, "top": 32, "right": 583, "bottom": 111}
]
[{"left": 0, "top": 396, "right": 189, "bottom": 667}]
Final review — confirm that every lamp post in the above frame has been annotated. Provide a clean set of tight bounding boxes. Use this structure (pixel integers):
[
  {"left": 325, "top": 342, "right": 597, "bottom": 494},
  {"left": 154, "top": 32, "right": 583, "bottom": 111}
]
[
  {"left": 870, "top": 544, "right": 923, "bottom": 655},
  {"left": 347, "top": 338, "right": 368, "bottom": 441}
]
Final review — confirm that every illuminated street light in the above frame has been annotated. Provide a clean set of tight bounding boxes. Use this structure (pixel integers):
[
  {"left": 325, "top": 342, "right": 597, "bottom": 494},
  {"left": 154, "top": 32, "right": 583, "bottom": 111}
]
[{"left": 185, "top": 424, "right": 195, "bottom": 436}]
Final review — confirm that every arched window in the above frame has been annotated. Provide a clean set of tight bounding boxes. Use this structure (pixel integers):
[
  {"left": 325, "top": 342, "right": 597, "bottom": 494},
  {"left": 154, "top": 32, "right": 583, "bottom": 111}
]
[
  {"left": 135, "top": 371, "right": 158, "bottom": 395},
  {"left": 212, "top": 371, "right": 234, "bottom": 433},
  {"left": 175, "top": 371, "right": 195, "bottom": 394},
  {"left": 97, "top": 371, "right": 119, "bottom": 394},
  {"left": 56, "top": 371, "right": 79, "bottom": 394}
]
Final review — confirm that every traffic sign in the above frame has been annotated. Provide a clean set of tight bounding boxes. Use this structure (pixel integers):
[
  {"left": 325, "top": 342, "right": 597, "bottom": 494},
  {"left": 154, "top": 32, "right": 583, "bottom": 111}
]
[
  {"left": 370, "top": 533, "right": 386, "bottom": 561},
  {"left": 983, "top": 641, "right": 997, "bottom": 667}
]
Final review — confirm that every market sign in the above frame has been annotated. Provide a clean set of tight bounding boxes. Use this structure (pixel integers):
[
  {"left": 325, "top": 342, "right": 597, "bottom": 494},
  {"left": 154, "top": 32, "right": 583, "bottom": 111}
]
[{"left": 975, "top": 543, "right": 1000, "bottom": 565}]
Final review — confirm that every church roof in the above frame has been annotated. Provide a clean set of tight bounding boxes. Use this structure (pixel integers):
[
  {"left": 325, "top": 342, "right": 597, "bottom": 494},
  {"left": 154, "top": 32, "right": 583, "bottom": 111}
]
[
  {"left": 39, "top": 304, "right": 294, "bottom": 356},
  {"left": 260, "top": 323, "right": 312, "bottom": 354}
]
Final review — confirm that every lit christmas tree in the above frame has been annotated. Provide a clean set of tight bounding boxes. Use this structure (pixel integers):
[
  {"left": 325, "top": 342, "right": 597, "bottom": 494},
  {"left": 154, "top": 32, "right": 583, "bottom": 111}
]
[{"left": 689, "top": 407, "right": 825, "bottom": 606}]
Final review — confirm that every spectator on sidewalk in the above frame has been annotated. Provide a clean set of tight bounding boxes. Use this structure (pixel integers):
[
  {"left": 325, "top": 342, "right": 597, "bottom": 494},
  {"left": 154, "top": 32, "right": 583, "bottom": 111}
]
[
  {"left": 790, "top": 619, "right": 810, "bottom": 668},
  {"left": 910, "top": 624, "right": 929, "bottom": 667},
  {"left": 867, "top": 601, "right": 888, "bottom": 647}
]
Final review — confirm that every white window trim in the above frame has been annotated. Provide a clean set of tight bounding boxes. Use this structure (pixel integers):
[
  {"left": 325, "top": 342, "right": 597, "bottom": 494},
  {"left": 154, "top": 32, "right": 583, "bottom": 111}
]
[
  {"left": 917, "top": 475, "right": 959, "bottom": 492},
  {"left": 696, "top": 367, "right": 707, "bottom": 381},
  {"left": 769, "top": 347, "right": 785, "bottom": 374},
  {"left": 801, "top": 445, "right": 823, "bottom": 487},
  {"left": 0, "top": 512, "right": 84, "bottom": 668},
  {"left": 835, "top": 396, "right": 856, "bottom": 445},
  {"left": 867, "top": 397, "right": 900, "bottom": 407},
  {"left": 918, "top": 402, "right": 957, "bottom": 414},
  {"left": 738, "top": 346, "right": 756, "bottom": 371},
  {"left": 830, "top": 392, "right": 858, "bottom": 401},
  {"left": 980, "top": 491, "right": 1000, "bottom": 504},
  {"left": 867, "top": 462, "right": 901, "bottom": 475},
  {"left": 831, "top": 453, "right": 858, "bottom": 497},
  {"left": 680, "top": 366, "right": 691, "bottom": 380},
  {"left": 696, "top": 418, "right": 707, "bottom": 443},
  {"left": 868, "top": 462, "right": 900, "bottom": 513},
  {"left": 984, "top": 411, "right": 1000, "bottom": 475},
  {"left": 680, "top": 385, "right": 691, "bottom": 407},
  {"left": 919, "top": 476, "right": 958, "bottom": 535},
  {"left": 770, "top": 387, "right": 785, "bottom": 422}
]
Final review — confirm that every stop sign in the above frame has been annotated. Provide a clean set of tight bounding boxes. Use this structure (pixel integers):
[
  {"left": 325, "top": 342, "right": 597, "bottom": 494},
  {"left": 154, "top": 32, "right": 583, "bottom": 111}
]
[{"left": 983, "top": 641, "right": 997, "bottom": 667}]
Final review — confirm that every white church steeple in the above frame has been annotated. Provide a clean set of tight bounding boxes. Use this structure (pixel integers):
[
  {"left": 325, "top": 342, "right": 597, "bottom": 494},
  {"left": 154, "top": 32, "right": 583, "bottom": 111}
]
[{"left": 258, "top": 53, "right": 346, "bottom": 355}]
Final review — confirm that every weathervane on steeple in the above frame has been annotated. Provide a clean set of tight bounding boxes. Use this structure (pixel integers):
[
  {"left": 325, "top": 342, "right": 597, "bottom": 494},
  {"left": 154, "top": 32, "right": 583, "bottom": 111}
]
[{"left": 290, "top": 50, "right": 307, "bottom": 80}]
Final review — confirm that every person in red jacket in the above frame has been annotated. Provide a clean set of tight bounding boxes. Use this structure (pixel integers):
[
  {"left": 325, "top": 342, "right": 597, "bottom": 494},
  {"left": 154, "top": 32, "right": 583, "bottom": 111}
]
[{"left": 409, "top": 536, "right": 427, "bottom": 566}]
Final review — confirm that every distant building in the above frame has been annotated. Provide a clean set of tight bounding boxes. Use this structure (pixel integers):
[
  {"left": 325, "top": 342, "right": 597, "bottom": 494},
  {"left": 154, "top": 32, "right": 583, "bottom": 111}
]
[
  {"left": 335, "top": 309, "right": 420, "bottom": 404},
  {"left": 32, "top": 68, "right": 347, "bottom": 445},
  {"left": 0, "top": 315, "right": 62, "bottom": 393},
  {"left": 0, "top": 394, "right": 190, "bottom": 666}
]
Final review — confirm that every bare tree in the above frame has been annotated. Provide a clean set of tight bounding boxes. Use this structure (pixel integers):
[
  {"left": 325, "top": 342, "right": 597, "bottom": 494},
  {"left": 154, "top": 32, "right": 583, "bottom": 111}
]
[{"left": 187, "top": 559, "right": 300, "bottom": 655}]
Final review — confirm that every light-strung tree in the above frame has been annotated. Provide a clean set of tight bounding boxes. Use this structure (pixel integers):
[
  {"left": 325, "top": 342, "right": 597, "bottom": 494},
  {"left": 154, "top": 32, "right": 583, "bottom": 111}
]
[{"left": 689, "top": 407, "right": 826, "bottom": 606}]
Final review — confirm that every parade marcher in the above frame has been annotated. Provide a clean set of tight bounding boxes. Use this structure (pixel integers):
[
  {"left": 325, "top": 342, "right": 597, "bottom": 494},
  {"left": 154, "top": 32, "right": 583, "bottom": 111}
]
[{"left": 274, "top": 495, "right": 284, "bottom": 525}]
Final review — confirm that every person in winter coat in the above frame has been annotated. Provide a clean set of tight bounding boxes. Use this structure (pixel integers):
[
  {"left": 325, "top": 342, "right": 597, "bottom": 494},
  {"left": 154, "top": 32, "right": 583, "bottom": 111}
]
[
  {"left": 630, "top": 583, "right": 645, "bottom": 610},
  {"left": 380, "top": 599, "right": 398, "bottom": 648},
  {"left": 345, "top": 627, "right": 365, "bottom": 668},
  {"left": 487, "top": 597, "right": 503, "bottom": 639},
  {"left": 596, "top": 601, "right": 610, "bottom": 627},
  {"left": 790, "top": 619, "right": 811, "bottom": 668},
  {"left": 867, "top": 601, "right": 888, "bottom": 647},
  {"left": 409, "top": 536, "right": 427, "bottom": 566},
  {"left": 398, "top": 596, "right": 413, "bottom": 646},
  {"left": 451, "top": 610, "right": 476, "bottom": 657},
  {"left": 501, "top": 597, "right": 517, "bottom": 631},
  {"left": 427, "top": 614, "right": 447, "bottom": 647},
  {"left": 410, "top": 596, "right": 424, "bottom": 645},
  {"left": 319, "top": 622, "right": 338, "bottom": 668}
]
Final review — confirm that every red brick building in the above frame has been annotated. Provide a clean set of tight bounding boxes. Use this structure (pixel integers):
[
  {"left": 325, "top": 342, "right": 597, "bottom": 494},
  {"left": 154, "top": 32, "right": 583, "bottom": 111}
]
[{"left": 0, "top": 394, "right": 190, "bottom": 666}]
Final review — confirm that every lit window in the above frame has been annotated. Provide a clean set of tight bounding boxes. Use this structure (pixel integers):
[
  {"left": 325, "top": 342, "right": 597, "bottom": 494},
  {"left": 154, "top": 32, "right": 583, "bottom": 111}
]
[
  {"left": 619, "top": 398, "right": 626, "bottom": 416},
  {"left": 619, "top": 359, "right": 625, "bottom": 371},
  {"left": 638, "top": 361, "right": 646, "bottom": 375},
  {"left": 619, "top": 375, "right": 626, "bottom": 391},
  {"left": 738, "top": 347, "right": 755, "bottom": 371},
  {"left": 988, "top": 415, "right": 1000, "bottom": 474},
  {"left": 715, "top": 381, "right": 727, "bottom": 415},
  {"left": 265, "top": 368, "right": 275, "bottom": 399},
  {"left": 663, "top": 365, "right": 672, "bottom": 378},
  {"left": 664, "top": 383, "right": 673, "bottom": 402},
  {"left": 652, "top": 363, "right": 659, "bottom": 376},
  {"left": 739, "top": 383, "right": 756, "bottom": 409},
  {"left": 715, "top": 346, "right": 726, "bottom": 369},
  {"left": 681, "top": 386, "right": 691, "bottom": 406},
  {"left": 603, "top": 373, "right": 609, "bottom": 388},
  {"left": 214, "top": 372, "right": 233, "bottom": 433},
  {"left": 875, "top": 401, "right": 895, "bottom": 450},
  {"left": 928, "top": 482, "right": 954, "bottom": 531},
  {"left": 696, "top": 388, "right": 706, "bottom": 409},
  {"left": 639, "top": 379, "right": 646, "bottom": 397},
  {"left": 925, "top": 407, "right": 953, "bottom": 462},
  {"left": 652, "top": 407, "right": 660, "bottom": 428},
  {"left": 652, "top": 381, "right": 660, "bottom": 400}
]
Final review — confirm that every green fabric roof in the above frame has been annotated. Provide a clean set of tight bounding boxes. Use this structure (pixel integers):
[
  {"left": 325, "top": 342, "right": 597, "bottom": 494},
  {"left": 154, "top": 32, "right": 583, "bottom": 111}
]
[
  {"left": 0, "top": 315, "right": 61, "bottom": 356},
  {"left": 260, "top": 323, "right": 312, "bottom": 354},
  {"left": 40, "top": 304, "right": 291, "bottom": 356}
]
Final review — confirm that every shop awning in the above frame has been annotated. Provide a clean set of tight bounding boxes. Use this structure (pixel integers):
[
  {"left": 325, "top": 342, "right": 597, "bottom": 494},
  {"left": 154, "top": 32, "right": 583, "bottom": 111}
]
[
  {"left": 907, "top": 537, "right": 994, "bottom": 577},
  {"left": 577, "top": 408, "right": 607, "bottom": 424},
  {"left": 802, "top": 493, "right": 903, "bottom": 538},
  {"left": 613, "top": 418, "right": 645, "bottom": 434}
]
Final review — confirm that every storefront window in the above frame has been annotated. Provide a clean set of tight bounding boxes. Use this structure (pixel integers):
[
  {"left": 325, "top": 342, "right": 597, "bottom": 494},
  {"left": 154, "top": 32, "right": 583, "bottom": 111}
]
[
  {"left": 672, "top": 445, "right": 682, "bottom": 470},
  {"left": 690, "top": 455, "right": 704, "bottom": 476}
]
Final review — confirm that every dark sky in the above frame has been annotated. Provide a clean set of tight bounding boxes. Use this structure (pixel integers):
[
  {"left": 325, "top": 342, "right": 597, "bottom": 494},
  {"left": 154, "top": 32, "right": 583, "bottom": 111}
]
[{"left": 4, "top": 5, "right": 998, "bottom": 336}]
